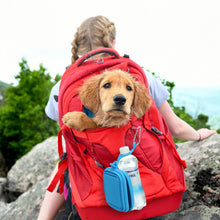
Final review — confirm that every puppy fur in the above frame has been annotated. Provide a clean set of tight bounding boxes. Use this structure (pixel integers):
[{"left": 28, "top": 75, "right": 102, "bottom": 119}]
[{"left": 62, "top": 70, "right": 151, "bottom": 131}]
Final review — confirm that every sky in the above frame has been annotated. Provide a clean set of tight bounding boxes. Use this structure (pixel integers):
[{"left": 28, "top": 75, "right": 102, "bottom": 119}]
[{"left": 0, "top": 0, "right": 220, "bottom": 88}]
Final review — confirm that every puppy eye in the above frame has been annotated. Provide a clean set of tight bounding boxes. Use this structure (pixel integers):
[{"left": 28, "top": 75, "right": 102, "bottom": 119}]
[
  {"left": 126, "top": 85, "right": 132, "bottom": 91},
  {"left": 103, "top": 83, "right": 111, "bottom": 89}
]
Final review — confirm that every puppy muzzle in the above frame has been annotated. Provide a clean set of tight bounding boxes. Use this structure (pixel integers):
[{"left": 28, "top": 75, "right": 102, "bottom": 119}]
[{"left": 113, "top": 95, "right": 126, "bottom": 106}]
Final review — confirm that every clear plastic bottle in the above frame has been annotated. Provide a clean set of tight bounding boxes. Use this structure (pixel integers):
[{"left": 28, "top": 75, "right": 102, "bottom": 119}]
[{"left": 118, "top": 146, "right": 146, "bottom": 210}]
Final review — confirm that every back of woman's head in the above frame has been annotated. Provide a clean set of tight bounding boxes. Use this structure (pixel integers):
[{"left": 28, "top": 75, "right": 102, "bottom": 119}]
[{"left": 71, "top": 16, "right": 116, "bottom": 64}]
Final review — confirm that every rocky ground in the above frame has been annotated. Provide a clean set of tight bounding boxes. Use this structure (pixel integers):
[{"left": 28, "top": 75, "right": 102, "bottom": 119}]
[{"left": 0, "top": 134, "right": 219, "bottom": 220}]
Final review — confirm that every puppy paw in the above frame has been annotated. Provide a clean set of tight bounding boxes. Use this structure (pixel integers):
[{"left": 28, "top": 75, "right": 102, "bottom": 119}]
[{"left": 62, "top": 111, "right": 86, "bottom": 130}]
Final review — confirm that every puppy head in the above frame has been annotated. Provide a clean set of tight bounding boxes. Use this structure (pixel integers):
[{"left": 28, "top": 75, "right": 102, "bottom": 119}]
[{"left": 79, "top": 70, "right": 151, "bottom": 118}]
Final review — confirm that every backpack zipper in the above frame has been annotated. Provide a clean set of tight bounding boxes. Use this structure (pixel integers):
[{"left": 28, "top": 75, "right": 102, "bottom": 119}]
[
  {"left": 151, "top": 126, "right": 163, "bottom": 136},
  {"left": 144, "top": 126, "right": 164, "bottom": 172}
]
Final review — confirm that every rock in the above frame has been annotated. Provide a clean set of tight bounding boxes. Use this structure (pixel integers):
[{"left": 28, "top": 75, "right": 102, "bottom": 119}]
[
  {"left": 156, "top": 133, "right": 220, "bottom": 219},
  {"left": 0, "top": 134, "right": 219, "bottom": 220},
  {"left": 178, "top": 133, "right": 220, "bottom": 209},
  {"left": 0, "top": 151, "right": 8, "bottom": 177},
  {"left": 0, "top": 136, "right": 59, "bottom": 219},
  {"left": 0, "top": 177, "right": 7, "bottom": 202},
  {"left": 6, "top": 136, "right": 59, "bottom": 201},
  {"left": 0, "top": 177, "right": 51, "bottom": 220},
  {"left": 154, "top": 204, "right": 220, "bottom": 220}
]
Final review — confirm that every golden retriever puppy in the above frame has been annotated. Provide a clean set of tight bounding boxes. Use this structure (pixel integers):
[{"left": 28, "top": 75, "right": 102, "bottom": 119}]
[{"left": 62, "top": 70, "right": 151, "bottom": 131}]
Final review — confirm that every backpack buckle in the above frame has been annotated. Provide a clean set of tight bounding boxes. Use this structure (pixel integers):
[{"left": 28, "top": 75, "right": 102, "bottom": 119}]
[
  {"left": 93, "top": 58, "right": 104, "bottom": 64},
  {"left": 60, "top": 152, "right": 67, "bottom": 163}
]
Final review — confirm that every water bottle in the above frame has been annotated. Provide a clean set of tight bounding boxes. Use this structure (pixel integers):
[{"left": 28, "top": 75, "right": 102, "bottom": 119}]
[{"left": 118, "top": 146, "right": 146, "bottom": 210}]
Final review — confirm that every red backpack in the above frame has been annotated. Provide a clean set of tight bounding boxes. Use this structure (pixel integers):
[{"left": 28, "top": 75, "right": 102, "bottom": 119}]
[{"left": 47, "top": 48, "right": 187, "bottom": 220}]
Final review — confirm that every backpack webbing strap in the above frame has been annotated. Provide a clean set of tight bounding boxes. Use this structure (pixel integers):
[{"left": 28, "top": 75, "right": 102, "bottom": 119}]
[
  {"left": 47, "top": 157, "right": 68, "bottom": 193},
  {"left": 47, "top": 125, "right": 68, "bottom": 194}
]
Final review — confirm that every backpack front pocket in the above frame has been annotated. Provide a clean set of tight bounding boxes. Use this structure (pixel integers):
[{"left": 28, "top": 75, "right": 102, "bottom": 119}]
[{"left": 124, "top": 124, "right": 163, "bottom": 174}]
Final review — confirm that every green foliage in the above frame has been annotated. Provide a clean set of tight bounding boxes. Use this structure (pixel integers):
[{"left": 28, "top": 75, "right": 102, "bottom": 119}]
[{"left": 0, "top": 59, "right": 60, "bottom": 168}]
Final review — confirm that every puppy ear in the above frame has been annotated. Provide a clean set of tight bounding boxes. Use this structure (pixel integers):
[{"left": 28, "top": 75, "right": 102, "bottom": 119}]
[
  {"left": 79, "top": 74, "right": 102, "bottom": 114},
  {"left": 133, "top": 80, "right": 152, "bottom": 118}
]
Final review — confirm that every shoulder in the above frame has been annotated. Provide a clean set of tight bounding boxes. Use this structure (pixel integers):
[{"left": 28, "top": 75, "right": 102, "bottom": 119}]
[{"left": 144, "top": 70, "right": 170, "bottom": 108}]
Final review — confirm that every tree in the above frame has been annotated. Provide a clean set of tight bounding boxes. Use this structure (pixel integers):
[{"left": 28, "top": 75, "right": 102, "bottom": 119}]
[{"left": 0, "top": 59, "right": 60, "bottom": 168}]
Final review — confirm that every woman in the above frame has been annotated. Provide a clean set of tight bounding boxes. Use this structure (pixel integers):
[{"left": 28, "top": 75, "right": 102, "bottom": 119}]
[{"left": 38, "top": 15, "right": 216, "bottom": 220}]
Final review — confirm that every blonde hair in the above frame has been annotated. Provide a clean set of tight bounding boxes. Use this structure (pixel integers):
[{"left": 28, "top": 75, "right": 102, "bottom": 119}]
[{"left": 71, "top": 16, "right": 116, "bottom": 64}]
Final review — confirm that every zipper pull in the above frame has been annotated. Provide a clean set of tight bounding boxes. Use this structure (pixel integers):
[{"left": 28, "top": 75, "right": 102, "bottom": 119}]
[{"left": 151, "top": 127, "right": 163, "bottom": 135}]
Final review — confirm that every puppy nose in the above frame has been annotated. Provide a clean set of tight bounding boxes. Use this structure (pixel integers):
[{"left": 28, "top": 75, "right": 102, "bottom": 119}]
[{"left": 113, "top": 95, "right": 126, "bottom": 106}]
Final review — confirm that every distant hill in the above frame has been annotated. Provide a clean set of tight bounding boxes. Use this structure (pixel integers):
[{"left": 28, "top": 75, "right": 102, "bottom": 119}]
[
  {"left": 173, "top": 86, "right": 220, "bottom": 129},
  {"left": 0, "top": 80, "right": 10, "bottom": 92},
  {"left": 0, "top": 81, "right": 10, "bottom": 104}
]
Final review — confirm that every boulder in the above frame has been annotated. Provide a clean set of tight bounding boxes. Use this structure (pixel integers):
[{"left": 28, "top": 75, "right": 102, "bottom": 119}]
[
  {"left": 156, "top": 133, "right": 220, "bottom": 219},
  {"left": 178, "top": 134, "right": 220, "bottom": 209},
  {"left": 6, "top": 136, "right": 59, "bottom": 201},
  {"left": 0, "top": 151, "right": 8, "bottom": 177},
  {"left": 0, "top": 134, "right": 219, "bottom": 220},
  {"left": 0, "top": 177, "right": 7, "bottom": 202},
  {"left": 0, "top": 178, "right": 50, "bottom": 220}
]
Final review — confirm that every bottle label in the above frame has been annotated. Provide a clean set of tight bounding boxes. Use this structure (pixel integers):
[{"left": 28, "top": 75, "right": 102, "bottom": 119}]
[
  {"left": 126, "top": 168, "right": 146, "bottom": 210},
  {"left": 126, "top": 168, "right": 142, "bottom": 194}
]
